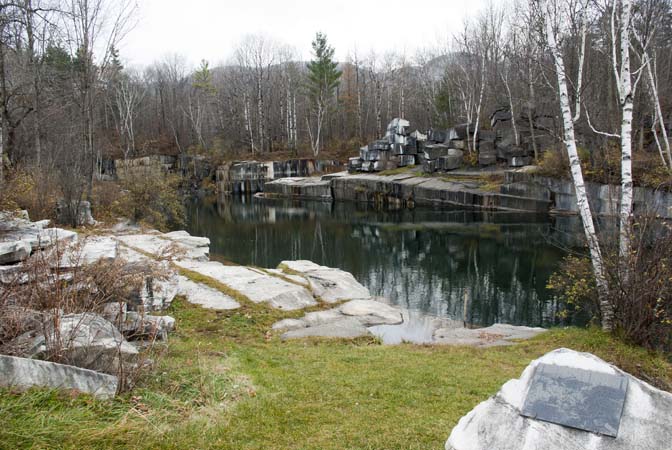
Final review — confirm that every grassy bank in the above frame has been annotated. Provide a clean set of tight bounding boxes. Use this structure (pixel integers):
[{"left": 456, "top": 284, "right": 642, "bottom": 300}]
[{"left": 2, "top": 297, "right": 671, "bottom": 450}]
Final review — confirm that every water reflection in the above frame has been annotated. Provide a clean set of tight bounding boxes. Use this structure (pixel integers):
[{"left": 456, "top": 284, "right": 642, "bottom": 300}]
[{"left": 187, "top": 196, "right": 587, "bottom": 328}]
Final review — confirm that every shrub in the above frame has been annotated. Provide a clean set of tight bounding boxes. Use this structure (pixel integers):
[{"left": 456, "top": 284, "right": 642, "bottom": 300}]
[
  {"left": 0, "top": 167, "right": 60, "bottom": 221},
  {"left": 115, "top": 172, "right": 186, "bottom": 231},
  {"left": 548, "top": 219, "right": 672, "bottom": 351}
]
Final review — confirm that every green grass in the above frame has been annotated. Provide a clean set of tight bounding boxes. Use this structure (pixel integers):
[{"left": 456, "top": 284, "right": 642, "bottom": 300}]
[{"left": 2, "top": 297, "right": 671, "bottom": 449}]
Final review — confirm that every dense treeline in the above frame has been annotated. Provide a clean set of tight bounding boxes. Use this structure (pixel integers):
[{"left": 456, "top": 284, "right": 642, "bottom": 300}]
[{"left": 1, "top": 0, "right": 672, "bottom": 186}]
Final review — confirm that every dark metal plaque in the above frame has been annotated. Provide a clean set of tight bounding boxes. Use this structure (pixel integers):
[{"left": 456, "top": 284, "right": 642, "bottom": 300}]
[{"left": 520, "top": 363, "right": 629, "bottom": 437}]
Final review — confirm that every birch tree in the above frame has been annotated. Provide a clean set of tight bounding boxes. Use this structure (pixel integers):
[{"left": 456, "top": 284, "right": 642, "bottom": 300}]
[{"left": 540, "top": 0, "right": 613, "bottom": 330}]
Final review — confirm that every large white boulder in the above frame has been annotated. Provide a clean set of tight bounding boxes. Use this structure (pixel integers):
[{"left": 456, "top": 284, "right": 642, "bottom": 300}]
[
  {"left": 0, "top": 355, "right": 118, "bottom": 399},
  {"left": 175, "top": 260, "right": 316, "bottom": 310},
  {"left": 279, "top": 260, "right": 371, "bottom": 303},
  {"left": 446, "top": 348, "right": 672, "bottom": 450}
]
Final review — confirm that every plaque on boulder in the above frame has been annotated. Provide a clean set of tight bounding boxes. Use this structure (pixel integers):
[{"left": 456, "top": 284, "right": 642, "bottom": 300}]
[{"left": 520, "top": 363, "right": 629, "bottom": 437}]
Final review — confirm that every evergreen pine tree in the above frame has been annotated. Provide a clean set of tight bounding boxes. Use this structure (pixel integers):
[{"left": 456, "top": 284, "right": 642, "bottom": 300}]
[{"left": 306, "top": 32, "right": 341, "bottom": 156}]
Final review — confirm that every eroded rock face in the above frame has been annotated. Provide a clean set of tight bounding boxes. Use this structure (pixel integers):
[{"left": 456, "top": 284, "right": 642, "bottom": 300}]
[
  {"left": 446, "top": 348, "right": 672, "bottom": 450},
  {"left": 0, "top": 355, "right": 118, "bottom": 398},
  {"left": 279, "top": 260, "right": 371, "bottom": 303}
]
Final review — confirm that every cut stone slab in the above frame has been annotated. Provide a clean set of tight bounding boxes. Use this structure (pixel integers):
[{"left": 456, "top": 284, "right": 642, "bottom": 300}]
[
  {"left": 115, "top": 233, "right": 208, "bottom": 262},
  {"left": 281, "top": 317, "right": 369, "bottom": 340},
  {"left": 30, "top": 313, "right": 138, "bottom": 375},
  {"left": 279, "top": 260, "right": 371, "bottom": 303},
  {"left": 273, "top": 299, "right": 404, "bottom": 339},
  {"left": 163, "top": 231, "right": 210, "bottom": 249},
  {"left": 1, "top": 227, "right": 77, "bottom": 251},
  {"left": 339, "top": 299, "right": 404, "bottom": 326},
  {"left": 445, "top": 348, "right": 672, "bottom": 450},
  {"left": 0, "top": 240, "right": 31, "bottom": 264},
  {"left": 60, "top": 236, "right": 117, "bottom": 268},
  {"left": 175, "top": 260, "right": 316, "bottom": 310},
  {"left": 176, "top": 275, "right": 240, "bottom": 310},
  {"left": 434, "top": 323, "right": 546, "bottom": 347},
  {"left": 0, "top": 355, "right": 118, "bottom": 399}
]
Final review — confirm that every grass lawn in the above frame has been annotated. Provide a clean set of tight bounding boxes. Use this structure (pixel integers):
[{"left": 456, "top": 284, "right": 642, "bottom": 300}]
[{"left": 2, "top": 296, "right": 671, "bottom": 450}]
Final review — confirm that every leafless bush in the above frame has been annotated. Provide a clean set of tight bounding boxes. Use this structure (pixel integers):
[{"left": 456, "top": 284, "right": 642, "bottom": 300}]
[
  {"left": 0, "top": 236, "right": 173, "bottom": 390},
  {"left": 550, "top": 215, "right": 672, "bottom": 350}
]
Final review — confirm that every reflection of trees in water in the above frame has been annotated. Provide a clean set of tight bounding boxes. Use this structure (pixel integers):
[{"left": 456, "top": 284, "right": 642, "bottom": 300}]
[{"left": 187, "top": 198, "right": 577, "bottom": 327}]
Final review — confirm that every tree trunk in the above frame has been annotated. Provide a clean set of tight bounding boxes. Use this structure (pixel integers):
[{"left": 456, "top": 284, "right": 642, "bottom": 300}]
[{"left": 543, "top": 0, "right": 613, "bottom": 330}]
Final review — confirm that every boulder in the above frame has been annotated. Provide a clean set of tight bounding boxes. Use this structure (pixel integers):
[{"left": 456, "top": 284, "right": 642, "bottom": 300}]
[
  {"left": 339, "top": 299, "right": 404, "bottom": 326},
  {"left": 0, "top": 355, "right": 118, "bottom": 399},
  {"left": 122, "top": 312, "right": 175, "bottom": 340},
  {"left": 446, "top": 348, "right": 672, "bottom": 450},
  {"left": 30, "top": 313, "right": 138, "bottom": 375},
  {"left": 0, "top": 240, "right": 31, "bottom": 265},
  {"left": 279, "top": 260, "right": 371, "bottom": 303}
]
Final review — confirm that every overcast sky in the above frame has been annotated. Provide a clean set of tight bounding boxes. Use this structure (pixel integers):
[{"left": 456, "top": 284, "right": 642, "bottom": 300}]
[{"left": 120, "top": 0, "right": 490, "bottom": 69}]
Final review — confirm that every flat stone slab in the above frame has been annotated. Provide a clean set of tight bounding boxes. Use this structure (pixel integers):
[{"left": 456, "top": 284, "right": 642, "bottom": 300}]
[
  {"left": 281, "top": 317, "right": 370, "bottom": 340},
  {"left": 175, "top": 260, "right": 316, "bottom": 311},
  {"left": 114, "top": 233, "right": 208, "bottom": 261},
  {"left": 275, "top": 299, "right": 403, "bottom": 340},
  {"left": 279, "top": 260, "right": 371, "bottom": 303},
  {"left": 446, "top": 348, "right": 672, "bottom": 450},
  {"left": 434, "top": 323, "right": 547, "bottom": 347},
  {"left": 176, "top": 275, "right": 240, "bottom": 310},
  {"left": 60, "top": 236, "right": 117, "bottom": 267},
  {"left": 0, "top": 355, "right": 118, "bottom": 399}
]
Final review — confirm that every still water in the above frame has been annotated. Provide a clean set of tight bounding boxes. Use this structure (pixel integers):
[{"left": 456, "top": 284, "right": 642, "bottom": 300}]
[{"left": 186, "top": 196, "right": 586, "bottom": 329}]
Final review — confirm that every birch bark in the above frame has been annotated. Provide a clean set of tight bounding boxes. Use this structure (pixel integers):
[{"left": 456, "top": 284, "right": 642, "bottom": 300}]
[{"left": 542, "top": 0, "right": 613, "bottom": 330}]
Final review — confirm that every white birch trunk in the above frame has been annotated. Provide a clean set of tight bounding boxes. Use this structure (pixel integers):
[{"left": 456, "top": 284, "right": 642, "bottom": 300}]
[
  {"left": 543, "top": 0, "right": 613, "bottom": 330},
  {"left": 618, "top": 0, "right": 634, "bottom": 265},
  {"left": 473, "top": 51, "right": 487, "bottom": 152}
]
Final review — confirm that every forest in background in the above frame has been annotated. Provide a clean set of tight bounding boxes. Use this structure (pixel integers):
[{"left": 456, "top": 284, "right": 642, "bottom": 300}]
[{"left": 1, "top": 1, "right": 672, "bottom": 173}]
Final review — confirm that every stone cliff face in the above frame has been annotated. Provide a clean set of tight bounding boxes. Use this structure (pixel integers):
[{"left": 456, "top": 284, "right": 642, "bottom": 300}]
[{"left": 215, "top": 159, "right": 344, "bottom": 195}]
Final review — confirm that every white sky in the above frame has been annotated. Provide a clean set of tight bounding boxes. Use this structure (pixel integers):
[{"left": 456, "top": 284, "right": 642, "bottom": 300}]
[{"left": 121, "top": 0, "right": 490, "bottom": 69}]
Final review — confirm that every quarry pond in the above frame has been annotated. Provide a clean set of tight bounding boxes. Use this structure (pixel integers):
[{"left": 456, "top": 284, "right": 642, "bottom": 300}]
[{"left": 186, "top": 196, "right": 588, "bottom": 337}]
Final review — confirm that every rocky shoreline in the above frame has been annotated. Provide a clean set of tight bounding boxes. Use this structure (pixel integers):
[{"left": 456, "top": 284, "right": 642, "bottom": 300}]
[
  {"left": 0, "top": 211, "right": 549, "bottom": 398},
  {"left": 261, "top": 169, "right": 672, "bottom": 218}
]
